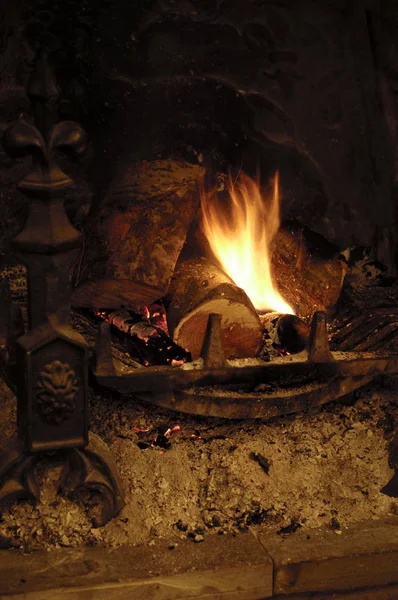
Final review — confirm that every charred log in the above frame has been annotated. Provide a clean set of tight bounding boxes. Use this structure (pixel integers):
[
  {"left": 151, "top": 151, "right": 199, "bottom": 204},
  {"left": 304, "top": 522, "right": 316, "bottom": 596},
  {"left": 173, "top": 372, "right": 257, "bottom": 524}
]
[
  {"left": 166, "top": 254, "right": 263, "bottom": 359},
  {"left": 277, "top": 314, "right": 310, "bottom": 354},
  {"left": 259, "top": 312, "right": 310, "bottom": 355},
  {"left": 97, "top": 309, "right": 191, "bottom": 367}
]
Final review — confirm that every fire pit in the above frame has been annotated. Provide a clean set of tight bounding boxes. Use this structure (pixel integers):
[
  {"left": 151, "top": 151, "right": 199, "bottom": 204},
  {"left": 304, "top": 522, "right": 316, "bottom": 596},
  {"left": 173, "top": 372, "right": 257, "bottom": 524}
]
[{"left": 0, "top": 2, "right": 398, "bottom": 598}]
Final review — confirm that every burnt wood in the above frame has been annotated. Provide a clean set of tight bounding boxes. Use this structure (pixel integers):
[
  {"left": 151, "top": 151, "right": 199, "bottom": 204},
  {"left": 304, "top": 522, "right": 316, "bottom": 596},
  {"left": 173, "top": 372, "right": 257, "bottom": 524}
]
[{"left": 96, "top": 308, "right": 191, "bottom": 367}]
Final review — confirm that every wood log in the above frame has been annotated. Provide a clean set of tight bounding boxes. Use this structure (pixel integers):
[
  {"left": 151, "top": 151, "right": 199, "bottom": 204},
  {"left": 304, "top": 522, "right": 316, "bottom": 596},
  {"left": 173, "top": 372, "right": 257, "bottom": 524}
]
[
  {"left": 259, "top": 312, "right": 310, "bottom": 354},
  {"left": 72, "top": 159, "right": 205, "bottom": 310},
  {"left": 271, "top": 222, "right": 347, "bottom": 320},
  {"left": 96, "top": 309, "right": 191, "bottom": 367},
  {"left": 277, "top": 314, "right": 310, "bottom": 353},
  {"left": 166, "top": 254, "right": 263, "bottom": 359}
]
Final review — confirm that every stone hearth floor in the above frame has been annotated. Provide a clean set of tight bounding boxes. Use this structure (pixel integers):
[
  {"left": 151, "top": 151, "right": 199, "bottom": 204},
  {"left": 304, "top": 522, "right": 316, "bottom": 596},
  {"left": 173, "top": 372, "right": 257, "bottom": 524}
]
[{"left": 0, "top": 517, "right": 397, "bottom": 599}]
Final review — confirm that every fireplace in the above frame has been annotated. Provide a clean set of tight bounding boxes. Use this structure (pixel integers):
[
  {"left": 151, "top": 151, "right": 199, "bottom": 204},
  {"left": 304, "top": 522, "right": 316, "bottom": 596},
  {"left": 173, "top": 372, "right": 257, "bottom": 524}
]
[{"left": 0, "top": 2, "right": 398, "bottom": 598}]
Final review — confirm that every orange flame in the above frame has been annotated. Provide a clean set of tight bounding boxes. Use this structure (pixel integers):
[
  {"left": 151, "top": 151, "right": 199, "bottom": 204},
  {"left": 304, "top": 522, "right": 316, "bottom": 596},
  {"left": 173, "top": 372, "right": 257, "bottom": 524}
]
[{"left": 201, "top": 172, "right": 294, "bottom": 314}]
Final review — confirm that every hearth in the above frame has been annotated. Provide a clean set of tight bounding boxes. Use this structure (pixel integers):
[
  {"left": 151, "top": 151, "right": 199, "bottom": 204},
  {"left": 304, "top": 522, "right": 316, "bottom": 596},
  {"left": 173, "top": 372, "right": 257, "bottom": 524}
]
[{"left": 0, "top": 2, "right": 398, "bottom": 596}]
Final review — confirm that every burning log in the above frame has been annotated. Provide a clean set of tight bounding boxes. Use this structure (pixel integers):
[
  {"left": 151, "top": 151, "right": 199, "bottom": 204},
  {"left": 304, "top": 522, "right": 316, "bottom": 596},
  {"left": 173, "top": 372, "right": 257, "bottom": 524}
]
[
  {"left": 97, "top": 309, "right": 191, "bottom": 367},
  {"left": 72, "top": 160, "right": 205, "bottom": 310},
  {"left": 166, "top": 254, "right": 263, "bottom": 359},
  {"left": 190, "top": 173, "right": 346, "bottom": 321}
]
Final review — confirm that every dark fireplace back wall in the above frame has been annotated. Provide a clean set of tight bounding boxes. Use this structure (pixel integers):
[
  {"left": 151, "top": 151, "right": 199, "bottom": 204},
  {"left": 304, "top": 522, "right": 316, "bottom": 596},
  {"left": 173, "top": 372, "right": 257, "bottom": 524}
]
[{"left": 1, "top": 0, "right": 398, "bottom": 270}]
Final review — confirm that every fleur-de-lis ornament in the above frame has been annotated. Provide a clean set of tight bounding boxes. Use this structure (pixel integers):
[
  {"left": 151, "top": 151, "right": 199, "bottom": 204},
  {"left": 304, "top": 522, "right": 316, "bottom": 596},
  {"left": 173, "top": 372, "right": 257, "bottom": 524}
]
[{"left": 3, "top": 49, "right": 87, "bottom": 253}]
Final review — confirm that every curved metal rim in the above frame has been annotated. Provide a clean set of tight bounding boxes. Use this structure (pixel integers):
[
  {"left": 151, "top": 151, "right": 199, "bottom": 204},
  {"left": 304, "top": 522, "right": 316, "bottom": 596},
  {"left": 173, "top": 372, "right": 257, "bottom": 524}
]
[{"left": 134, "top": 375, "right": 375, "bottom": 420}]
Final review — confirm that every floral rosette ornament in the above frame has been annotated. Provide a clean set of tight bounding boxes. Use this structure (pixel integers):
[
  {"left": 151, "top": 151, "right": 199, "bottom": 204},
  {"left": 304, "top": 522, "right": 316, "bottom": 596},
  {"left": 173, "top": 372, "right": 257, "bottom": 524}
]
[{"left": 36, "top": 360, "right": 78, "bottom": 425}]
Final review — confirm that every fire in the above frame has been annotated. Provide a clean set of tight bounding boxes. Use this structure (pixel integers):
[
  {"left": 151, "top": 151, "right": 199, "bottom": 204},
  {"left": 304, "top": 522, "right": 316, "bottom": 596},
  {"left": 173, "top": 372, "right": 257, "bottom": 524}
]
[{"left": 200, "top": 172, "right": 294, "bottom": 314}]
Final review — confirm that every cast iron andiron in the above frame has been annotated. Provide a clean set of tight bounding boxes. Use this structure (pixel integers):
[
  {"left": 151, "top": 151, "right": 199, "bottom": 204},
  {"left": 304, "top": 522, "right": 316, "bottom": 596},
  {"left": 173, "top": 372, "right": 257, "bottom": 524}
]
[{"left": 0, "top": 51, "right": 124, "bottom": 526}]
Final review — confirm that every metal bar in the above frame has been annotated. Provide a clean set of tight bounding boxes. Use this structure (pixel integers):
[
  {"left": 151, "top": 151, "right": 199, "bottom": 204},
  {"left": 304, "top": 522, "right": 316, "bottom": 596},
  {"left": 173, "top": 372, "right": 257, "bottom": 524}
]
[{"left": 94, "top": 352, "right": 398, "bottom": 394}]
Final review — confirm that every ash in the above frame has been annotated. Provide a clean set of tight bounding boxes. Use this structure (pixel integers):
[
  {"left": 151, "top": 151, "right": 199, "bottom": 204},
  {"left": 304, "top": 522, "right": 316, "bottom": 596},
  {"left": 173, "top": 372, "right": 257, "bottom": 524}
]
[{"left": 0, "top": 376, "right": 396, "bottom": 551}]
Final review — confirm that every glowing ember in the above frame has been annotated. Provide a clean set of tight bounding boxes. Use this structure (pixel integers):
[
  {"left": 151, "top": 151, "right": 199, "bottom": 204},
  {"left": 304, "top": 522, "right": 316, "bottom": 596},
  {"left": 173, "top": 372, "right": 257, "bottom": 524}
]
[{"left": 201, "top": 172, "right": 294, "bottom": 314}]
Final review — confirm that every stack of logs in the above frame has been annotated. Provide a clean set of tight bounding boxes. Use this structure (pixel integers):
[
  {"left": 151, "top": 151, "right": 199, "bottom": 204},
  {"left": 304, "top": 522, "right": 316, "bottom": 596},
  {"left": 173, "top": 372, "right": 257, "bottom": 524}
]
[{"left": 72, "top": 160, "right": 347, "bottom": 361}]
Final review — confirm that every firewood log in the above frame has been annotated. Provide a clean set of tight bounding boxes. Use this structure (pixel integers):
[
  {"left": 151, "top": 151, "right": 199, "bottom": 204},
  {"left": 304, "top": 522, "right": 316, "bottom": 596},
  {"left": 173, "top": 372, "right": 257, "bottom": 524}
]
[
  {"left": 166, "top": 254, "right": 263, "bottom": 359},
  {"left": 271, "top": 223, "right": 347, "bottom": 320},
  {"left": 96, "top": 309, "right": 191, "bottom": 367},
  {"left": 72, "top": 159, "right": 205, "bottom": 310},
  {"left": 276, "top": 314, "right": 310, "bottom": 353},
  {"left": 259, "top": 312, "right": 310, "bottom": 354}
]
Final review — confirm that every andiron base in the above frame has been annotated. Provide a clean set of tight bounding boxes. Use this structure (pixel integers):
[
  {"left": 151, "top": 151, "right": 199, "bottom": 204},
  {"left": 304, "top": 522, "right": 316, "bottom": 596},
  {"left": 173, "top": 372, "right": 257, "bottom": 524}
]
[{"left": 0, "top": 432, "right": 124, "bottom": 527}]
